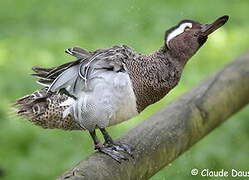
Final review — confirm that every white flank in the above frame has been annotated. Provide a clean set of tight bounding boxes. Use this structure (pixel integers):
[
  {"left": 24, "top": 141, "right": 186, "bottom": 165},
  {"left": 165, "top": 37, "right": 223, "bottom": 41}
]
[
  {"left": 59, "top": 97, "right": 75, "bottom": 107},
  {"left": 62, "top": 107, "right": 71, "bottom": 118},
  {"left": 60, "top": 97, "right": 76, "bottom": 118}
]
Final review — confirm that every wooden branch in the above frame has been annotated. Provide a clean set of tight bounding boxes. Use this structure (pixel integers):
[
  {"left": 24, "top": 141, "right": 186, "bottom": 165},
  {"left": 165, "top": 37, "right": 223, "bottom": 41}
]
[{"left": 57, "top": 52, "right": 249, "bottom": 180}]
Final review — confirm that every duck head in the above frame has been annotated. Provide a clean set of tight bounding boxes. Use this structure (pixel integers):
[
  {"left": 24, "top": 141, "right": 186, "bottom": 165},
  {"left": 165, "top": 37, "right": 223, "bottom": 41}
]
[{"left": 164, "top": 15, "right": 229, "bottom": 61}]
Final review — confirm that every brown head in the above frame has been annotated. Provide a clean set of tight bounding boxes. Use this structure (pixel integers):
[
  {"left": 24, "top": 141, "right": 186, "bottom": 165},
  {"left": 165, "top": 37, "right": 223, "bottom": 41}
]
[{"left": 164, "top": 15, "right": 229, "bottom": 61}]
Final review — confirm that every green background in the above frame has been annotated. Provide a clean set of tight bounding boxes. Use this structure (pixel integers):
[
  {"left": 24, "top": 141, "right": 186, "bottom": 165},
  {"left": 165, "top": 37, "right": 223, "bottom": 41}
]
[{"left": 0, "top": 0, "right": 249, "bottom": 179}]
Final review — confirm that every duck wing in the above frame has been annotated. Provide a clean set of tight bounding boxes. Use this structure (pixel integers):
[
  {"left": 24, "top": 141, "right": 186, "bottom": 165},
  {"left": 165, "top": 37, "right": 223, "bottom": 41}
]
[{"left": 47, "top": 45, "right": 128, "bottom": 97}]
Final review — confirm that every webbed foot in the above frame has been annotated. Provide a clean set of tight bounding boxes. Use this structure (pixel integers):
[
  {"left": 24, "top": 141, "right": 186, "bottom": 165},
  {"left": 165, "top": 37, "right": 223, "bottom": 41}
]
[
  {"left": 97, "top": 141, "right": 134, "bottom": 163},
  {"left": 90, "top": 128, "right": 135, "bottom": 162}
]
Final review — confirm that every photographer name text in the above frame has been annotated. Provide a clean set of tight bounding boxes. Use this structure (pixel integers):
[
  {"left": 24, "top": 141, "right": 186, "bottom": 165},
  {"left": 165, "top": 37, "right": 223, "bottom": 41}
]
[{"left": 191, "top": 168, "right": 249, "bottom": 177}]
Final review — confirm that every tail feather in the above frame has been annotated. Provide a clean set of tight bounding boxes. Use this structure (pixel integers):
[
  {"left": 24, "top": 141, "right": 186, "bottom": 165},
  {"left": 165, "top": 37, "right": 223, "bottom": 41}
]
[{"left": 15, "top": 89, "right": 82, "bottom": 130}]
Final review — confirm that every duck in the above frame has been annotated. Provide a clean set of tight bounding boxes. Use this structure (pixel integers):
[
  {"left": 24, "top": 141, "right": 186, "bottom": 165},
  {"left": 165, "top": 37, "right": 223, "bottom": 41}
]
[{"left": 16, "top": 15, "right": 229, "bottom": 162}]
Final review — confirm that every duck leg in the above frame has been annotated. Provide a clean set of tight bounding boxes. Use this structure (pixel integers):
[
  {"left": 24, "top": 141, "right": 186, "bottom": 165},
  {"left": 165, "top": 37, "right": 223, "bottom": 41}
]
[
  {"left": 89, "top": 129, "right": 128, "bottom": 162},
  {"left": 89, "top": 130, "right": 103, "bottom": 149}
]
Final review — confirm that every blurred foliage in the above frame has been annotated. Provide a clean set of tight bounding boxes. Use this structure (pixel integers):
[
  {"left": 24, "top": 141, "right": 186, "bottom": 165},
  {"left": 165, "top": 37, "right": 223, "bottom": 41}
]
[{"left": 0, "top": 0, "right": 249, "bottom": 179}]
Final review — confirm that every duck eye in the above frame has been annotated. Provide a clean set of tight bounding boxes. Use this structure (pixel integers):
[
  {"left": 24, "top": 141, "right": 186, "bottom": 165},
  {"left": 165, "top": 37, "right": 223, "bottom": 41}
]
[{"left": 184, "top": 26, "right": 191, "bottom": 31}]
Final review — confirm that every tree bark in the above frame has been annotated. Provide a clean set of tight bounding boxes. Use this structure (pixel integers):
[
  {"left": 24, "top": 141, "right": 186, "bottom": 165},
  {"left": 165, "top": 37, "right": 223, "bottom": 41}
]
[{"left": 57, "top": 52, "right": 249, "bottom": 180}]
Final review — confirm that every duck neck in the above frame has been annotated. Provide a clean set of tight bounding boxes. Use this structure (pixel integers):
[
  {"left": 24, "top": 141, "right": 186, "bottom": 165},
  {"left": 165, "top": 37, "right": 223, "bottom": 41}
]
[{"left": 152, "top": 45, "right": 187, "bottom": 71}]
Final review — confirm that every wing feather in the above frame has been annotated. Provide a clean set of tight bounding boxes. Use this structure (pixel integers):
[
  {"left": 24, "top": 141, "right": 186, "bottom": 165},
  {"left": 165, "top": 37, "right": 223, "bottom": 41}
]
[
  {"left": 48, "top": 65, "right": 79, "bottom": 92},
  {"left": 33, "top": 45, "right": 129, "bottom": 98}
]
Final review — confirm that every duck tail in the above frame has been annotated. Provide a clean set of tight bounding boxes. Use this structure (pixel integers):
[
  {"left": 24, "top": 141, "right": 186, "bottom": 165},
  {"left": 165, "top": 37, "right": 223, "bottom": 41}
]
[
  {"left": 16, "top": 88, "right": 48, "bottom": 119},
  {"left": 15, "top": 88, "right": 81, "bottom": 130}
]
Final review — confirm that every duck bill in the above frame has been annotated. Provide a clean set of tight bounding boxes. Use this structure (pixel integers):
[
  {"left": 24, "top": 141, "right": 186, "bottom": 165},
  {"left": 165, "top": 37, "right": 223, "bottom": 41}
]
[{"left": 201, "top": 15, "right": 229, "bottom": 36}]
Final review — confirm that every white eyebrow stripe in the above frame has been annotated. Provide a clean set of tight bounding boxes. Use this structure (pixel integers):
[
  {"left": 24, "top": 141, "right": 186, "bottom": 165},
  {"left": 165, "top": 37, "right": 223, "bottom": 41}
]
[{"left": 166, "top": 22, "right": 193, "bottom": 46}]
